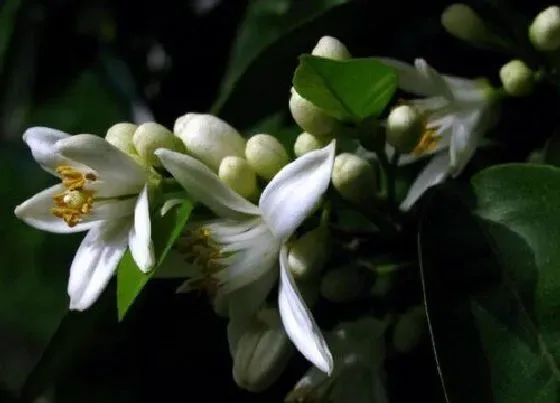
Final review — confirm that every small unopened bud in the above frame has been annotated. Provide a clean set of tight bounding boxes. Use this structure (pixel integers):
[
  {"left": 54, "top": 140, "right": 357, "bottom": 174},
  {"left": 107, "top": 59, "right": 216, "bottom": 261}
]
[
  {"left": 218, "top": 156, "right": 258, "bottom": 199},
  {"left": 174, "top": 113, "right": 246, "bottom": 172},
  {"left": 105, "top": 123, "right": 137, "bottom": 155},
  {"left": 386, "top": 105, "right": 424, "bottom": 153},
  {"left": 288, "top": 227, "right": 329, "bottom": 280},
  {"left": 320, "top": 265, "right": 366, "bottom": 303},
  {"left": 332, "top": 153, "right": 377, "bottom": 205},
  {"left": 441, "top": 4, "right": 493, "bottom": 46},
  {"left": 133, "top": 122, "right": 177, "bottom": 167},
  {"left": 233, "top": 308, "right": 294, "bottom": 392},
  {"left": 369, "top": 275, "right": 394, "bottom": 298},
  {"left": 392, "top": 305, "right": 427, "bottom": 354},
  {"left": 289, "top": 90, "right": 338, "bottom": 137},
  {"left": 529, "top": 6, "right": 560, "bottom": 51},
  {"left": 245, "top": 134, "right": 290, "bottom": 181},
  {"left": 294, "top": 132, "right": 330, "bottom": 157},
  {"left": 312, "top": 35, "right": 351, "bottom": 60},
  {"left": 499, "top": 60, "right": 535, "bottom": 97},
  {"left": 527, "top": 149, "right": 544, "bottom": 164}
]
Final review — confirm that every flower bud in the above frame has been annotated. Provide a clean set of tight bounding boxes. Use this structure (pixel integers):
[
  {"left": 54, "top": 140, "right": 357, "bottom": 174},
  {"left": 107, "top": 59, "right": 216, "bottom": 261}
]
[
  {"left": 233, "top": 307, "right": 294, "bottom": 392},
  {"left": 289, "top": 90, "right": 338, "bottom": 137},
  {"left": 174, "top": 113, "right": 246, "bottom": 172},
  {"left": 332, "top": 153, "right": 377, "bottom": 205},
  {"left": 386, "top": 105, "right": 424, "bottom": 153},
  {"left": 499, "top": 60, "right": 535, "bottom": 97},
  {"left": 245, "top": 134, "right": 290, "bottom": 180},
  {"left": 132, "top": 122, "right": 177, "bottom": 167},
  {"left": 392, "top": 305, "right": 427, "bottom": 354},
  {"left": 293, "top": 132, "right": 330, "bottom": 157},
  {"left": 320, "top": 265, "right": 366, "bottom": 303},
  {"left": 218, "top": 156, "right": 258, "bottom": 199},
  {"left": 441, "top": 4, "right": 494, "bottom": 46},
  {"left": 105, "top": 123, "right": 137, "bottom": 155},
  {"left": 369, "top": 275, "right": 394, "bottom": 298},
  {"left": 529, "top": 6, "right": 560, "bottom": 51},
  {"left": 288, "top": 226, "right": 329, "bottom": 280},
  {"left": 311, "top": 35, "right": 351, "bottom": 60}
]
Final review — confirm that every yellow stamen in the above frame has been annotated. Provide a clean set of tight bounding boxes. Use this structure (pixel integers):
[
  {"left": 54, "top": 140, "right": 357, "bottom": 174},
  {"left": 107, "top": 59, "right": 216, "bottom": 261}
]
[
  {"left": 51, "top": 165, "right": 97, "bottom": 227},
  {"left": 411, "top": 127, "right": 440, "bottom": 157}
]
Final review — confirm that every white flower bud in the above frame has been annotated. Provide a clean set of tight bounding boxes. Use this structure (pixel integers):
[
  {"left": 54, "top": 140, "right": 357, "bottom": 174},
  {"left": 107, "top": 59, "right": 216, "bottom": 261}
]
[
  {"left": 105, "top": 123, "right": 137, "bottom": 155},
  {"left": 332, "top": 153, "right": 377, "bottom": 205},
  {"left": 441, "top": 4, "right": 494, "bottom": 46},
  {"left": 288, "top": 226, "right": 329, "bottom": 280},
  {"left": 320, "top": 265, "right": 366, "bottom": 303},
  {"left": 245, "top": 134, "right": 290, "bottom": 180},
  {"left": 386, "top": 105, "right": 424, "bottom": 153},
  {"left": 311, "top": 35, "right": 351, "bottom": 60},
  {"left": 289, "top": 89, "right": 338, "bottom": 137},
  {"left": 529, "top": 6, "right": 560, "bottom": 51},
  {"left": 174, "top": 113, "right": 246, "bottom": 172},
  {"left": 392, "top": 305, "right": 427, "bottom": 354},
  {"left": 499, "top": 60, "right": 535, "bottom": 97},
  {"left": 294, "top": 132, "right": 330, "bottom": 157},
  {"left": 218, "top": 156, "right": 258, "bottom": 199},
  {"left": 132, "top": 122, "right": 177, "bottom": 167},
  {"left": 233, "top": 308, "right": 293, "bottom": 392}
]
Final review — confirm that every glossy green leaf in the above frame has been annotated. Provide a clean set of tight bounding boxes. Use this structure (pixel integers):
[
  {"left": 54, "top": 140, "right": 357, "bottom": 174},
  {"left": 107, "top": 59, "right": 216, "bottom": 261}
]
[
  {"left": 116, "top": 197, "right": 193, "bottom": 320},
  {"left": 293, "top": 55, "right": 397, "bottom": 121}
]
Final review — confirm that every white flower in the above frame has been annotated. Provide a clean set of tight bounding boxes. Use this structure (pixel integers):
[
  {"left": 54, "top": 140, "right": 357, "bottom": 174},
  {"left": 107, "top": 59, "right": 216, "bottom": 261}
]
[
  {"left": 379, "top": 58, "right": 496, "bottom": 210},
  {"left": 14, "top": 127, "right": 155, "bottom": 310},
  {"left": 155, "top": 142, "right": 336, "bottom": 374}
]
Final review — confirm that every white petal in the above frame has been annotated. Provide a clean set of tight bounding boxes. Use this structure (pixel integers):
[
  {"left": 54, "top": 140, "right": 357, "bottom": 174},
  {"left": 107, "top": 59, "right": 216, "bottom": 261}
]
[
  {"left": 56, "top": 134, "right": 146, "bottom": 191},
  {"left": 128, "top": 184, "right": 154, "bottom": 272},
  {"left": 400, "top": 152, "right": 450, "bottom": 211},
  {"left": 68, "top": 221, "right": 130, "bottom": 310},
  {"left": 449, "top": 111, "right": 481, "bottom": 176},
  {"left": 414, "top": 59, "right": 454, "bottom": 101},
  {"left": 155, "top": 148, "right": 260, "bottom": 219},
  {"left": 278, "top": 246, "right": 333, "bottom": 374},
  {"left": 260, "top": 142, "right": 335, "bottom": 242},
  {"left": 23, "top": 127, "right": 73, "bottom": 174},
  {"left": 374, "top": 58, "right": 438, "bottom": 96}
]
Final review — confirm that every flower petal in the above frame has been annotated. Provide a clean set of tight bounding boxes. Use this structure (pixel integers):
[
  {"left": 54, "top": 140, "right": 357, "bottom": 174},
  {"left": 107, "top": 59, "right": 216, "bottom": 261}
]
[
  {"left": 400, "top": 152, "right": 450, "bottom": 211},
  {"left": 375, "top": 58, "right": 438, "bottom": 97},
  {"left": 155, "top": 148, "right": 260, "bottom": 219},
  {"left": 449, "top": 111, "right": 481, "bottom": 176},
  {"left": 260, "top": 142, "right": 335, "bottom": 242},
  {"left": 23, "top": 127, "right": 73, "bottom": 174},
  {"left": 414, "top": 59, "right": 454, "bottom": 101},
  {"left": 278, "top": 246, "right": 333, "bottom": 374},
  {"left": 68, "top": 221, "right": 130, "bottom": 311},
  {"left": 128, "top": 184, "right": 154, "bottom": 273},
  {"left": 56, "top": 134, "right": 146, "bottom": 191}
]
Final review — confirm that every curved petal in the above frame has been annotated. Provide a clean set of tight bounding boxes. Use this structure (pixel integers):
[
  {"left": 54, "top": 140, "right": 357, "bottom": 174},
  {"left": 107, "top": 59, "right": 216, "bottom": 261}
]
[
  {"left": 23, "top": 127, "right": 72, "bottom": 174},
  {"left": 260, "top": 142, "right": 335, "bottom": 242},
  {"left": 374, "top": 58, "right": 437, "bottom": 97},
  {"left": 56, "top": 134, "right": 146, "bottom": 191},
  {"left": 449, "top": 111, "right": 481, "bottom": 176},
  {"left": 278, "top": 246, "right": 333, "bottom": 374},
  {"left": 68, "top": 221, "right": 129, "bottom": 311},
  {"left": 128, "top": 184, "right": 154, "bottom": 272},
  {"left": 414, "top": 59, "right": 454, "bottom": 101},
  {"left": 155, "top": 148, "right": 260, "bottom": 219},
  {"left": 400, "top": 152, "right": 450, "bottom": 211}
]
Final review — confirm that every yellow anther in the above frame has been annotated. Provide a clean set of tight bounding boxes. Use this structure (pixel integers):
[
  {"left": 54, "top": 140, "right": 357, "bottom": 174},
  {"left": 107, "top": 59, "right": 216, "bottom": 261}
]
[
  {"left": 411, "top": 127, "right": 440, "bottom": 157},
  {"left": 52, "top": 165, "right": 97, "bottom": 227}
]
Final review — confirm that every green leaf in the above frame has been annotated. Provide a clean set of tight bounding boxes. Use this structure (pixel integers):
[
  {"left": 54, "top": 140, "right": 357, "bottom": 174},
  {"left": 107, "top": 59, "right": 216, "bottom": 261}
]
[
  {"left": 116, "top": 198, "right": 193, "bottom": 320},
  {"left": 418, "top": 164, "right": 560, "bottom": 403},
  {"left": 293, "top": 55, "right": 397, "bottom": 121}
]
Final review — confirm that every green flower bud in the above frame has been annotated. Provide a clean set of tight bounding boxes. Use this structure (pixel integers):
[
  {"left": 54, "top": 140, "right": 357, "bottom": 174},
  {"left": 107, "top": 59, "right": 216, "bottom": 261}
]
[
  {"left": 288, "top": 226, "right": 329, "bottom": 280},
  {"left": 441, "top": 3, "right": 494, "bottom": 47},
  {"left": 294, "top": 132, "right": 330, "bottom": 157},
  {"left": 289, "top": 89, "right": 338, "bottom": 137},
  {"left": 245, "top": 134, "right": 290, "bottom": 181},
  {"left": 311, "top": 35, "right": 351, "bottom": 60},
  {"left": 499, "top": 60, "right": 535, "bottom": 97},
  {"left": 105, "top": 122, "right": 137, "bottom": 155},
  {"left": 174, "top": 113, "right": 246, "bottom": 172},
  {"left": 392, "top": 305, "right": 427, "bottom": 354},
  {"left": 233, "top": 308, "right": 294, "bottom": 392},
  {"left": 529, "top": 6, "right": 560, "bottom": 51},
  {"left": 218, "top": 156, "right": 258, "bottom": 199},
  {"left": 369, "top": 275, "right": 394, "bottom": 298},
  {"left": 386, "top": 105, "right": 424, "bottom": 153},
  {"left": 132, "top": 122, "right": 177, "bottom": 167},
  {"left": 332, "top": 153, "right": 377, "bottom": 205},
  {"left": 320, "top": 265, "right": 366, "bottom": 303}
]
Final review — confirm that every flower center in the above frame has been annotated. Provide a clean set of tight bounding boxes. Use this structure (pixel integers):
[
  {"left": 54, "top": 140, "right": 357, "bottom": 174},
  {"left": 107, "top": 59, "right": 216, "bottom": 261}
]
[
  {"left": 51, "top": 165, "right": 97, "bottom": 227},
  {"left": 411, "top": 127, "right": 440, "bottom": 157}
]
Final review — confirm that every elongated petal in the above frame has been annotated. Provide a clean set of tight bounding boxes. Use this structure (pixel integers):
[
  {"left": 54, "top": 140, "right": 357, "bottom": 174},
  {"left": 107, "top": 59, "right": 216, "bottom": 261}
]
[
  {"left": 260, "top": 142, "right": 335, "bottom": 242},
  {"left": 128, "top": 184, "right": 154, "bottom": 272},
  {"left": 414, "top": 59, "right": 454, "bottom": 101},
  {"left": 278, "top": 246, "right": 333, "bottom": 374},
  {"left": 68, "top": 221, "right": 130, "bottom": 310},
  {"left": 400, "top": 152, "right": 450, "bottom": 211},
  {"left": 23, "top": 127, "right": 73, "bottom": 174},
  {"left": 449, "top": 111, "right": 481, "bottom": 176},
  {"left": 375, "top": 58, "right": 438, "bottom": 97},
  {"left": 155, "top": 148, "right": 260, "bottom": 219},
  {"left": 56, "top": 134, "right": 146, "bottom": 191}
]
